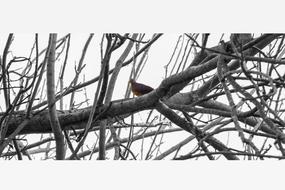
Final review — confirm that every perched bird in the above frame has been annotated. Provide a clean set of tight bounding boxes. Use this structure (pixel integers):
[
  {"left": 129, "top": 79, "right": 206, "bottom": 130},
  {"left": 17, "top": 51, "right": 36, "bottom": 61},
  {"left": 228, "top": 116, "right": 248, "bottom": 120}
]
[{"left": 129, "top": 79, "right": 154, "bottom": 96}]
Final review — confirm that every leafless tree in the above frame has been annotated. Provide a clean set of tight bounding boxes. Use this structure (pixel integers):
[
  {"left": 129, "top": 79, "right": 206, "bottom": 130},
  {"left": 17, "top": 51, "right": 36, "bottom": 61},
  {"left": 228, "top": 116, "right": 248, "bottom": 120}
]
[{"left": 1, "top": 33, "right": 285, "bottom": 160}]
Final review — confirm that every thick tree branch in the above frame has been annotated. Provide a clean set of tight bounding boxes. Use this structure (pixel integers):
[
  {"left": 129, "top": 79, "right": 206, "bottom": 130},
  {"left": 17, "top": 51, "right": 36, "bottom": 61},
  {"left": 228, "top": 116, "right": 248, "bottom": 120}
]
[{"left": 46, "top": 34, "right": 65, "bottom": 160}]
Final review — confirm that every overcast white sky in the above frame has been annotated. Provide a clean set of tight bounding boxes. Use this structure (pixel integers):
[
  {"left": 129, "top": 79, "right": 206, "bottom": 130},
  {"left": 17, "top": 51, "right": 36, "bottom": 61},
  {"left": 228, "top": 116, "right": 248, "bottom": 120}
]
[{"left": 0, "top": 33, "right": 231, "bottom": 108}]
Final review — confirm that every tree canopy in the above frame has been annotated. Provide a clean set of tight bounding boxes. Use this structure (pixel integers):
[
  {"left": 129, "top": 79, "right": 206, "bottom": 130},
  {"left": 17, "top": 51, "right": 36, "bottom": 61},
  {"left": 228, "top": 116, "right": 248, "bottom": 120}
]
[{"left": 1, "top": 33, "right": 285, "bottom": 160}]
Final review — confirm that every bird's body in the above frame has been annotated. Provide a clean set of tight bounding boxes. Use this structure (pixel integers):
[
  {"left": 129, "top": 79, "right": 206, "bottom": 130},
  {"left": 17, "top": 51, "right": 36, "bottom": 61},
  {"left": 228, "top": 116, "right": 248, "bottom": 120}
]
[{"left": 129, "top": 79, "right": 154, "bottom": 96}]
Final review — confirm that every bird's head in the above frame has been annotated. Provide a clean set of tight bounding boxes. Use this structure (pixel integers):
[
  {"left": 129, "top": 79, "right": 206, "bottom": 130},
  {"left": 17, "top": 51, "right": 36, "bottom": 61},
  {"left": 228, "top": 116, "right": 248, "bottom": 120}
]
[{"left": 129, "top": 79, "right": 135, "bottom": 85}]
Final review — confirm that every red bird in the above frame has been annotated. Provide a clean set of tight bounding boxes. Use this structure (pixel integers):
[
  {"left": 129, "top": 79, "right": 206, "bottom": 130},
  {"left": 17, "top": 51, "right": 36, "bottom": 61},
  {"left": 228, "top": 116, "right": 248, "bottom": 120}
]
[{"left": 129, "top": 79, "right": 154, "bottom": 96}]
